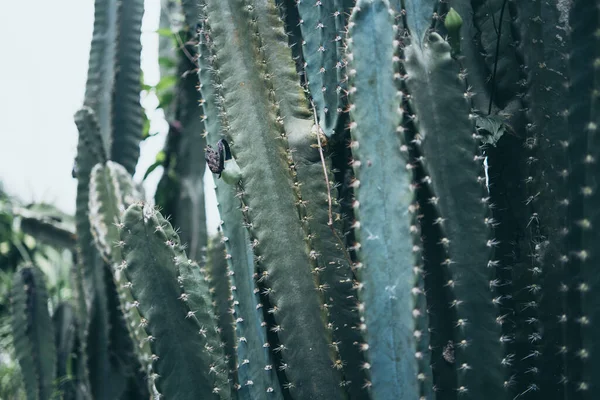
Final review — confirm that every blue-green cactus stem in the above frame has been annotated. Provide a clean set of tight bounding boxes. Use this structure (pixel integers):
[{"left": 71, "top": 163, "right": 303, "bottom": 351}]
[
  {"left": 200, "top": 0, "right": 345, "bottom": 397},
  {"left": 403, "top": 31, "right": 505, "bottom": 398},
  {"left": 83, "top": 0, "right": 118, "bottom": 151},
  {"left": 118, "top": 203, "right": 230, "bottom": 399},
  {"left": 199, "top": 24, "right": 282, "bottom": 397},
  {"left": 295, "top": 0, "right": 352, "bottom": 136},
  {"left": 10, "top": 265, "right": 57, "bottom": 400},
  {"left": 567, "top": 0, "right": 600, "bottom": 396},
  {"left": 111, "top": 0, "right": 144, "bottom": 175},
  {"left": 347, "top": 1, "right": 428, "bottom": 398}
]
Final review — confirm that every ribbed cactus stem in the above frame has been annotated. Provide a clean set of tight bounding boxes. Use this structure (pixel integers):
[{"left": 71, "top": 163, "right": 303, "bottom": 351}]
[
  {"left": 200, "top": 0, "right": 345, "bottom": 397},
  {"left": 118, "top": 203, "right": 230, "bottom": 399},
  {"left": 198, "top": 17, "right": 284, "bottom": 398},
  {"left": 346, "top": 1, "right": 429, "bottom": 398}
]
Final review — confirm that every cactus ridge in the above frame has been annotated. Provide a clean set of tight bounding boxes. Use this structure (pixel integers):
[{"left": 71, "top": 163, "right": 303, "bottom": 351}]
[{"left": 346, "top": 1, "right": 428, "bottom": 398}]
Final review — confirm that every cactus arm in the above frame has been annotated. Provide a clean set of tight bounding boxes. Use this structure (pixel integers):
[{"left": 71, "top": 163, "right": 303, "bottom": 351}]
[
  {"left": 402, "top": 0, "right": 436, "bottom": 47},
  {"left": 294, "top": 0, "right": 350, "bottom": 136},
  {"left": 220, "top": 184, "right": 284, "bottom": 398},
  {"left": 446, "top": 0, "right": 493, "bottom": 112},
  {"left": 346, "top": 1, "right": 427, "bottom": 398},
  {"left": 10, "top": 265, "right": 57, "bottom": 400},
  {"left": 403, "top": 32, "right": 505, "bottom": 398},
  {"left": 118, "top": 203, "right": 229, "bottom": 399},
  {"left": 198, "top": 26, "right": 282, "bottom": 397},
  {"left": 201, "top": 1, "right": 345, "bottom": 397},
  {"left": 111, "top": 0, "right": 145, "bottom": 175},
  {"left": 83, "top": 0, "right": 118, "bottom": 151}
]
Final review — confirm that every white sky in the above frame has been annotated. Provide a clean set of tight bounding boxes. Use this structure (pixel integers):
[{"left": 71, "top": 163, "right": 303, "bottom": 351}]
[{"left": 0, "top": 0, "right": 219, "bottom": 233}]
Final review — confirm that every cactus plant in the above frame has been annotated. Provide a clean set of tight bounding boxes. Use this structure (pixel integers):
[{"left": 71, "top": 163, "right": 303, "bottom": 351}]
[{"left": 7, "top": 0, "right": 600, "bottom": 399}]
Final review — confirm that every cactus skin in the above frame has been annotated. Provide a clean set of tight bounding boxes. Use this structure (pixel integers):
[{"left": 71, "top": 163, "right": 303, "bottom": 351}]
[
  {"left": 346, "top": 1, "right": 429, "bottom": 399},
  {"left": 403, "top": 0, "right": 436, "bottom": 46},
  {"left": 118, "top": 203, "right": 230, "bottom": 399},
  {"left": 10, "top": 265, "right": 57, "bottom": 400}
]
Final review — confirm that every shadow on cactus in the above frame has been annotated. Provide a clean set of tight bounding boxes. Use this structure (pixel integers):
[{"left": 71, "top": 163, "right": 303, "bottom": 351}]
[{"left": 8, "top": 0, "right": 600, "bottom": 399}]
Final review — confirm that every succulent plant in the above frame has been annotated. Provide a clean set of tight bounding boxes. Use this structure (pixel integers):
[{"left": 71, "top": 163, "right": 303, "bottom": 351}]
[{"left": 8, "top": 0, "right": 600, "bottom": 399}]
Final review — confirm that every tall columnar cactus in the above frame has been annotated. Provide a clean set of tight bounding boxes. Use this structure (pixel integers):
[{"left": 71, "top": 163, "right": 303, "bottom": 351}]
[{"left": 9, "top": 0, "right": 600, "bottom": 399}]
